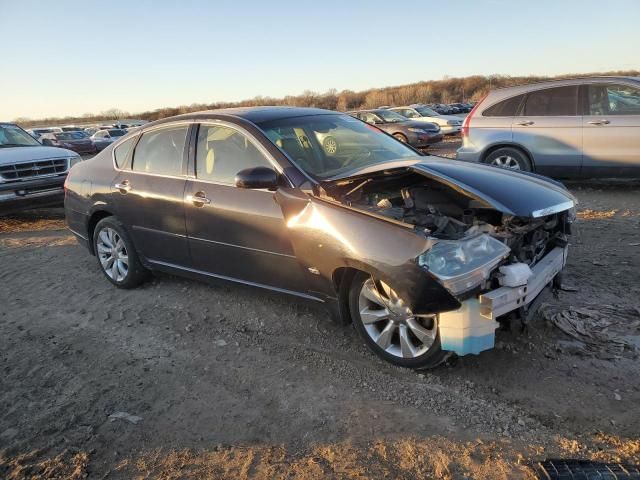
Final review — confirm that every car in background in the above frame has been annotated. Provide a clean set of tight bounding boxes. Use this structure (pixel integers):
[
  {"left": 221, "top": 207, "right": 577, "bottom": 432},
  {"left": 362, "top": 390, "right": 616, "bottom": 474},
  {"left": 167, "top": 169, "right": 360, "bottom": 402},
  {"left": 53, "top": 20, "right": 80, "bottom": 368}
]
[
  {"left": 64, "top": 107, "right": 575, "bottom": 369},
  {"left": 0, "top": 122, "right": 82, "bottom": 214},
  {"left": 450, "top": 103, "right": 471, "bottom": 114},
  {"left": 428, "top": 104, "right": 454, "bottom": 115},
  {"left": 27, "top": 127, "right": 63, "bottom": 140},
  {"left": 91, "top": 128, "right": 127, "bottom": 151},
  {"left": 61, "top": 125, "right": 85, "bottom": 132},
  {"left": 457, "top": 76, "right": 640, "bottom": 177},
  {"left": 390, "top": 105, "right": 463, "bottom": 135},
  {"left": 40, "top": 131, "right": 98, "bottom": 155},
  {"left": 349, "top": 109, "right": 442, "bottom": 148}
]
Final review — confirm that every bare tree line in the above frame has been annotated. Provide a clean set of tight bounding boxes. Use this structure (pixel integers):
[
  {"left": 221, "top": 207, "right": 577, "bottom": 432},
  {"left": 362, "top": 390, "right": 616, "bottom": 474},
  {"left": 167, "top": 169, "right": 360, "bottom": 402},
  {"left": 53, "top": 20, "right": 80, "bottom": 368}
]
[{"left": 14, "top": 70, "right": 639, "bottom": 127}]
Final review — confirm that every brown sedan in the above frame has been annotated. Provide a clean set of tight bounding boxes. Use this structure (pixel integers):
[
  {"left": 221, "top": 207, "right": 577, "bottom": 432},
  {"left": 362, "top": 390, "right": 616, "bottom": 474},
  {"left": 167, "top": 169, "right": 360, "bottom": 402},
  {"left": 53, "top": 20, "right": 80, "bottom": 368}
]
[{"left": 65, "top": 107, "right": 575, "bottom": 369}]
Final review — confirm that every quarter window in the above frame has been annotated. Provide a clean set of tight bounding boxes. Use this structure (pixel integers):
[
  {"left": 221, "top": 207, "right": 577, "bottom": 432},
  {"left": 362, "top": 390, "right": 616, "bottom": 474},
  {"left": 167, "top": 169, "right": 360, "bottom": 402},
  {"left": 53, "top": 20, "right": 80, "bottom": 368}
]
[
  {"left": 132, "top": 125, "right": 188, "bottom": 176},
  {"left": 523, "top": 86, "right": 578, "bottom": 116},
  {"left": 113, "top": 136, "right": 136, "bottom": 168},
  {"left": 195, "top": 124, "right": 271, "bottom": 184},
  {"left": 587, "top": 84, "right": 640, "bottom": 116},
  {"left": 482, "top": 94, "right": 524, "bottom": 116}
]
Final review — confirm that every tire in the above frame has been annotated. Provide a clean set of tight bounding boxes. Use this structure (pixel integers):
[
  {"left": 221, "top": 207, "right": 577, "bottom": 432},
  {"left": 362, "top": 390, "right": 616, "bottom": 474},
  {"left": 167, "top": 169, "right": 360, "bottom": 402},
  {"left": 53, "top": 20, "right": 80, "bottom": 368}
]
[
  {"left": 349, "top": 272, "right": 448, "bottom": 369},
  {"left": 393, "top": 133, "right": 408, "bottom": 144},
  {"left": 484, "top": 147, "right": 532, "bottom": 171},
  {"left": 93, "top": 217, "right": 149, "bottom": 289}
]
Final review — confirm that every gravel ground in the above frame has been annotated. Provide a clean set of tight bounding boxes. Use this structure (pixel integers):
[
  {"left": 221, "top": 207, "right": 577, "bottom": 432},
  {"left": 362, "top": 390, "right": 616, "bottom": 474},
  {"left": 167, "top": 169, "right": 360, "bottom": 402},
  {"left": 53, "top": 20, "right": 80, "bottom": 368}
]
[{"left": 1, "top": 167, "right": 639, "bottom": 478}]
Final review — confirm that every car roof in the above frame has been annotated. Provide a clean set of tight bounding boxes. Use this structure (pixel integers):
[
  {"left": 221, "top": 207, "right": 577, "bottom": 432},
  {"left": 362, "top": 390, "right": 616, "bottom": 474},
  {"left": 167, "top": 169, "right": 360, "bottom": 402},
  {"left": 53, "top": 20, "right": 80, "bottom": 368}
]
[{"left": 478, "top": 75, "right": 640, "bottom": 112}]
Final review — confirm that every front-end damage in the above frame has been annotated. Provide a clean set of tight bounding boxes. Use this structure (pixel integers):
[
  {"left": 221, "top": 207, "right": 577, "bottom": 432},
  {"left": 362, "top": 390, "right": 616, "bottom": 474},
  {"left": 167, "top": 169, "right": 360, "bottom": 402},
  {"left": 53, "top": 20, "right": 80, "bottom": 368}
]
[{"left": 306, "top": 163, "right": 575, "bottom": 356}]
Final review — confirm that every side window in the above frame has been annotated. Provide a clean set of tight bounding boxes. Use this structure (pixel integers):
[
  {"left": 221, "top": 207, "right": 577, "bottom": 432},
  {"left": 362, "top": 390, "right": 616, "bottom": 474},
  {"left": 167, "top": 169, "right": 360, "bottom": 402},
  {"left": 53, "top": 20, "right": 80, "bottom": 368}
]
[
  {"left": 523, "top": 86, "right": 578, "bottom": 116},
  {"left": 113, "top": 136, "right": 136, "bottom": 169},
  {"left": 482, "top": 94, "right": 524, "bottom": 117},
  {"left": 588, "top": 84, "right": 640, "bottom": 116},
  {"left": 196, "top": 124, "right": 271, "bottom": 184},
  {"left": 132, "top": 125, "right": 188, "bottom": 176}
]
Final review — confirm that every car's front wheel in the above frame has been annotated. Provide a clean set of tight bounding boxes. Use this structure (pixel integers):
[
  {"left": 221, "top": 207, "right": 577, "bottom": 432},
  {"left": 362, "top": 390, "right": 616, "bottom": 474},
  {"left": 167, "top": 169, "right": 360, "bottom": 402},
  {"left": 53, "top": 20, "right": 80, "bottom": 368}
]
[
  {"left": 349, "top": 272, "right": 448, "bottom": 369},
  {"left": 93, "top": 217, "right": 149, "bottom": 289}
]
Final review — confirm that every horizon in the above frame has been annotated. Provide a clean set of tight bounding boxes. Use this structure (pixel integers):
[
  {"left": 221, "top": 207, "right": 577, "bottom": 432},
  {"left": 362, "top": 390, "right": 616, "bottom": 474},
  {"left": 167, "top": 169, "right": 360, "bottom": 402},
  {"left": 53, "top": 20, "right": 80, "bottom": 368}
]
[{"left": 2, "top": 0, "right": 639, "bottom": 120}]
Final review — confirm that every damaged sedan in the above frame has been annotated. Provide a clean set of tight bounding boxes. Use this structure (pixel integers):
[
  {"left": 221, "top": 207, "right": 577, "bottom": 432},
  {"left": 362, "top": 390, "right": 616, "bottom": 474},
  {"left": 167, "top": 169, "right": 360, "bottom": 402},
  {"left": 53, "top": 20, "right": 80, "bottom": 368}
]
[{"left": 64, "top": 107, "right": 575, "bottom": 369}]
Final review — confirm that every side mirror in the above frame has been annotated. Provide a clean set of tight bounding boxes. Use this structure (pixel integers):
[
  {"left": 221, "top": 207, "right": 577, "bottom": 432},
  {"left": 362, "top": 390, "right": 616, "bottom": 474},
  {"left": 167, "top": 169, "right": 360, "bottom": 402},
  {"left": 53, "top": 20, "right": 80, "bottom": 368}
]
[{"left": 235, "top": 166, "right": 279, "bottom": 190}]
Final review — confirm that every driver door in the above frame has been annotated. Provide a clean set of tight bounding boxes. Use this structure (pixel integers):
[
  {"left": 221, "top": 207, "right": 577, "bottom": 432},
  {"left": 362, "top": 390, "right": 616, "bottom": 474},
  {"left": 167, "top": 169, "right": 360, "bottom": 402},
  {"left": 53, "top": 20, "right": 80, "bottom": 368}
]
[{"left": 184, "top": 122, "right": 308, "bottom": 293}]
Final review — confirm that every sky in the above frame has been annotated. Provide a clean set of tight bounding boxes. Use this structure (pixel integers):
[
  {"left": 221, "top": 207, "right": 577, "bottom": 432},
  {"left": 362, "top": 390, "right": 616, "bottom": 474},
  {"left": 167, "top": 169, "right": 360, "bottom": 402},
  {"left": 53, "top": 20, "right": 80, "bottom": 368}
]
[{"left": 1, "top": 0, "right": 638, "bottom": 120}]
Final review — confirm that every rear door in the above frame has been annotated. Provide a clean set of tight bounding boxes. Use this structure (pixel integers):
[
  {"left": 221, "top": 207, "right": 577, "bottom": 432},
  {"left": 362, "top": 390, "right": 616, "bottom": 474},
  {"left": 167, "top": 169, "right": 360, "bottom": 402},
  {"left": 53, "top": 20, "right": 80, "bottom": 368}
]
[
  {"left": 183, "top": 122, "right": 308, "bottom": 293},
  {"left": 581, "top": 82, "right": 640, "bottom": 176},
  {"left": 512, "top": 85, "right": 582, "bottom": 177},
  {"left": 111, "top": 124, "right": 191, "bottom": 267}
]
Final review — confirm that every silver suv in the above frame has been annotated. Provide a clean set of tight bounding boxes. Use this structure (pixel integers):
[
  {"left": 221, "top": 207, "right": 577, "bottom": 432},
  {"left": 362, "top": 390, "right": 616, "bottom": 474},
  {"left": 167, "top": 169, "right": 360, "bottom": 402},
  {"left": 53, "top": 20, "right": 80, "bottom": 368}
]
[{"left": 457, "top": 77, "right": 640, "bottom": 178}]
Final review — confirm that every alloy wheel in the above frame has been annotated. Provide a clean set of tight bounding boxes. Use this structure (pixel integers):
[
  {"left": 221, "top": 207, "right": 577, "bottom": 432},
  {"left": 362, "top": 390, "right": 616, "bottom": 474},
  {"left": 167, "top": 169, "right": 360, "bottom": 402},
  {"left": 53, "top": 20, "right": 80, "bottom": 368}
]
[
  {"left": 96, "top": 227, "right": 129, "bottom": 282},
  {"left": 358, "top": 278, "right": 437, "bottom": 359},
  {"left": 491, "top": 155, "right": 521, "bottom": 169}
]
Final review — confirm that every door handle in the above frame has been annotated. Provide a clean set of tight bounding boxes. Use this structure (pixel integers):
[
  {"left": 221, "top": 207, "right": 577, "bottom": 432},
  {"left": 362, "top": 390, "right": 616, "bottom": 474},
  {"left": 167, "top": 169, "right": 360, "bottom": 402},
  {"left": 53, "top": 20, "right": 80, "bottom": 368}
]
[
  {"left": 114, "top": 181, "right": 131, "bottom": 194},
  {"left": 587, "top": 119, "right": 610, "bottom": 126},
  {"left": 515, "top": 120, "right": 535, "bottom": 126},
  {"left": 190, "top": 191, "right": 211, "bottom": 206}
]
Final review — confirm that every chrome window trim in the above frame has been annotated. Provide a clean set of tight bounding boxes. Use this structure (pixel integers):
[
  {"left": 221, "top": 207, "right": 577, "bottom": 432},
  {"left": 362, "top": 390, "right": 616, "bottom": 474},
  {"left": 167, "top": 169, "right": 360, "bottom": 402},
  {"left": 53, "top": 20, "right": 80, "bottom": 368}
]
[{"left": 111, "top": 121, "right": 195, "bottom": 177}]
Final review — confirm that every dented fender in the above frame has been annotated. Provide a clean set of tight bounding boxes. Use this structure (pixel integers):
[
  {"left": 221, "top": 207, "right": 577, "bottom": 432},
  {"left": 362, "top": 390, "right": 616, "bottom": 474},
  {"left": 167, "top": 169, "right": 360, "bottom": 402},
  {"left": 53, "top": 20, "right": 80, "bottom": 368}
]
[{"left": 275, "top": 188, "right": 461, "bottom": 315}]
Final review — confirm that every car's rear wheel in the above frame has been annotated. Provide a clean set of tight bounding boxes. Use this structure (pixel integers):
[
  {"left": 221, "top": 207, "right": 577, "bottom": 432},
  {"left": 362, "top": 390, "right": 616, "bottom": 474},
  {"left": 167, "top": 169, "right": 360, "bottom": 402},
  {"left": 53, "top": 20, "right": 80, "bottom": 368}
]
[
  {"left": 93, "top": 217, "right": 149, "bottom": 289},
  {"left": 484, "top": 147, "right": 532, "bottom": 171},
  {"left": 393, "top": 133, "right": 408, "bottom": 143},
  {"left": 349, "top": 272, "right": 448, "bottom": 369}
]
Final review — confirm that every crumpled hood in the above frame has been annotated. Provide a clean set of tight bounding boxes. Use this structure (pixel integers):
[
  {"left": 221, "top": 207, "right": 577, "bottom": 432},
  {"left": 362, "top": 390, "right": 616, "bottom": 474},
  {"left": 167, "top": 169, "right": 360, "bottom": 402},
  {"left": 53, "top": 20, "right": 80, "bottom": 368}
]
[
  {"left": 324, "top": 157, "right": 576, "bottom": 218},
  {"left": 0, "top": 146, "right": 77, "bottom": 165},
  {"left": 412, "top": 159, "right": 575, "bottom": 217}
]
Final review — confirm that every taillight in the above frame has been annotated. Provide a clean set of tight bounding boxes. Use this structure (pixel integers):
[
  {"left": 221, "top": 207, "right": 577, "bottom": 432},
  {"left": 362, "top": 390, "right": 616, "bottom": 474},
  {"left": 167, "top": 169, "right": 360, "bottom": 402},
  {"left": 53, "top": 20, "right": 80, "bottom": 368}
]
[{"left": 461, "top": 95, "right": 487, "bottom": 138}]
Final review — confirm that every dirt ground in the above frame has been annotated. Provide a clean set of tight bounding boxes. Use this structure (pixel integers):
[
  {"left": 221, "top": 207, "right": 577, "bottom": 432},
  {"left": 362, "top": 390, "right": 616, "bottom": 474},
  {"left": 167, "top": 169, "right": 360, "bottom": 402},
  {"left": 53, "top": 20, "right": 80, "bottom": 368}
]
[{"left": 1, "top": 156, "right": 639, "bottom": 478}]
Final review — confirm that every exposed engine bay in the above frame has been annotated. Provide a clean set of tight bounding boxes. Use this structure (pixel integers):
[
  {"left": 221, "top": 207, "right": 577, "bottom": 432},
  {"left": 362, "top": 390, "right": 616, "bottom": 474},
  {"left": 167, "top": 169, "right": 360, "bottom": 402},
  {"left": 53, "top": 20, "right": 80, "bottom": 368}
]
[{"left": 322, "top": 172, "right": 570, "bottom": 268}]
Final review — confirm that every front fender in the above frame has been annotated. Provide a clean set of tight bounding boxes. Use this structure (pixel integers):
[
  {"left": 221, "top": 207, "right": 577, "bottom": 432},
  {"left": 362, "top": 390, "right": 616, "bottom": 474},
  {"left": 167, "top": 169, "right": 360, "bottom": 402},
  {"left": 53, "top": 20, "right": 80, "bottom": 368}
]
[{"left": 276, "top": 189, "right": 461, "bottom": 315}]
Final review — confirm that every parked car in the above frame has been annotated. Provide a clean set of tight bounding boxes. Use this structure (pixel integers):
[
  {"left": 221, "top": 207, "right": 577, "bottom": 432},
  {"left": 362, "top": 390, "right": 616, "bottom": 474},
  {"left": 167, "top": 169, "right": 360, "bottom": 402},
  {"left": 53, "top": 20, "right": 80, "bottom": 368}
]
[
  {"left": 27, "top": 127, "right": 62, "bottom": 140},
  {"left": 0, "top": 122, "right": 82, "bottom": 214},
  {"left": 65, "top": 107, "right": 575, "bottom": 369},
  {"left": 457, "top": 76, "right": 640, "bottom": 177},
  {"left": 450, "top": 103, "right": 471, "bottom": 114},
  {"left": 91, "top": 129, "right": 127, "bottom": 151},
  {"left": 61, "top": 125, "right": 85, "bottom": 132},
  {"left": 390, "top": 105, "right": 463, "bottom": 134},
  {"left": 40, "top": 131, "right": 98, "bottom": 155},
  {"left": 348, "top": 109, "right": 443, "bottom": 147}
]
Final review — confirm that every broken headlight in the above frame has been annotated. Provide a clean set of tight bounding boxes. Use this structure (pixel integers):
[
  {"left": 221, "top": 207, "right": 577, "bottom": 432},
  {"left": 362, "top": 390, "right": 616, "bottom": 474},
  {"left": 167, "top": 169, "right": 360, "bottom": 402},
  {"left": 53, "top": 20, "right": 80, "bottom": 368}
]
[{"left": 418, "top": 234, "right": 510, "bottom": 295}]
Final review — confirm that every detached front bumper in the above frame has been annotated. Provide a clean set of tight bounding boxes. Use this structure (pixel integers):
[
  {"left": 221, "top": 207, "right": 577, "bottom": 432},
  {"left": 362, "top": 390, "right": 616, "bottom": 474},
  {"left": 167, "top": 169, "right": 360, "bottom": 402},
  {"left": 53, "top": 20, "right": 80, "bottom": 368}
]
[
  {"left": 479, "top": 246, "right": 567, "bottom": 320},
  {"left": 438, "top": 247, "right": 567, "bottom": 356}
]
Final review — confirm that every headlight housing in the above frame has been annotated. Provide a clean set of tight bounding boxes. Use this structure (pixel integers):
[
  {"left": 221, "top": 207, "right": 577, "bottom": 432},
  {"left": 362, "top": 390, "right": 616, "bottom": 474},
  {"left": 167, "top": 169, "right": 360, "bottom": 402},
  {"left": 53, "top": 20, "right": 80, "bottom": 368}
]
[
  {"left": 418, "top": 234, "right": 510, "bottom": 294},
  {"left": 408, "top": 128, "right": 426, "bottom": 133},
  {"left": 446, "top": 120, "right": 459, "bottom": 126}
]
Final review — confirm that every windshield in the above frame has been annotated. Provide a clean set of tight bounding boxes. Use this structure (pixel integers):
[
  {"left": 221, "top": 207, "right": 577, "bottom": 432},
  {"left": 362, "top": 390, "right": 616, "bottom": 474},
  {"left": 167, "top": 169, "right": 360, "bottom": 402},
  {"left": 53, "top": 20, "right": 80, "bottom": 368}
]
[
  {"left": 376, "top": 110, "right": 409, "bottom": 123},
  {"left": 258, "top": 114, "right": 417, "bottom": 180},
  {"left": 415, "top": 106, "right": 439, "bottom": 117},
  {"left": 55, "top": 132, "right": 86, "bottom": 140},
  {"left": 109, "top": 129, "right": 126, "bottom": 137},
  {"left": 0, "top": 124, "right": 40, "bottom": 147}
]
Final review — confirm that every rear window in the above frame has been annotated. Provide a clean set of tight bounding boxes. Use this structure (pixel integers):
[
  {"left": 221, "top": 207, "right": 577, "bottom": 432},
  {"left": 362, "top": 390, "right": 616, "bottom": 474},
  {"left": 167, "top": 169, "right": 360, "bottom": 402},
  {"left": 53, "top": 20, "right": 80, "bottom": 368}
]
[
  {"left": 109, "top": 129, "right": 126, "bottom": 137},
  {"left": 482, "top": 94, "right": 524, "bottom": 117},
  {"left": 523, "top": 86, "right": 578, "bottom": 116},
  {"left": 132, "top": 126, "right": 188, "bottom": 176},
  {"left": 55, "top": 132, "right": 85, "bottom": 140}
]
